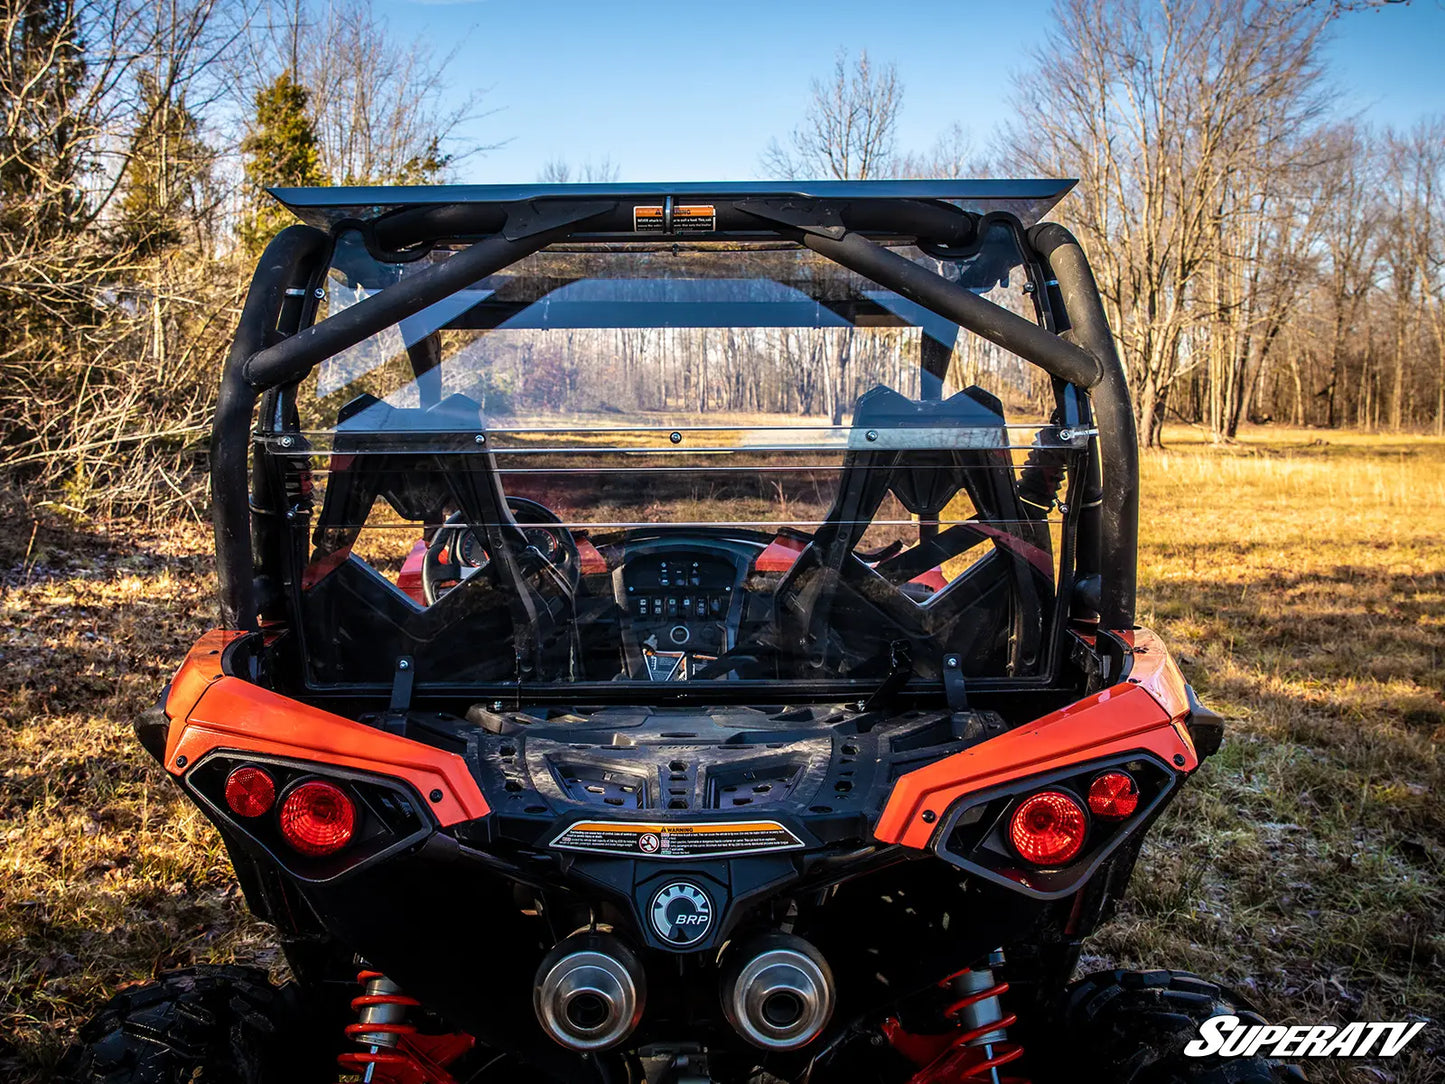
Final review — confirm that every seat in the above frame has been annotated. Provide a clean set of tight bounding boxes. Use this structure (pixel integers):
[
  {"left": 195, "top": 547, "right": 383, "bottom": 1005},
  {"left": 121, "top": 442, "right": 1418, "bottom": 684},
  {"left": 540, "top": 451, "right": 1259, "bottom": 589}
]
[
  {"left": 299, "top": 393, "right": 576, "bottom": 684},
  {"left": 772, "top": 385, "right": 1051, "bottom": 680}
]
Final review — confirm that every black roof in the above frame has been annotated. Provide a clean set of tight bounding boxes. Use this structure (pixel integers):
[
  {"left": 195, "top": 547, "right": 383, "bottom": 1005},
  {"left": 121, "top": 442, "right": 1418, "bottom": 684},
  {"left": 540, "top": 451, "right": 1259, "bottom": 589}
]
[{"left": 268, "top": 179, "right": 1077, "bottom": 230}]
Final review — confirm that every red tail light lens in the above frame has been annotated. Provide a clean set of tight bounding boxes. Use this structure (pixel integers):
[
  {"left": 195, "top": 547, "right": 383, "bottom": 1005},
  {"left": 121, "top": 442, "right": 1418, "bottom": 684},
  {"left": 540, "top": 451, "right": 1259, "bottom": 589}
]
[
  {"left": 224, "top": 766, "right": 276, "bottom": 818},
  {"left": 1009, "top": 791, "right": 1087, "bottom": 865},
  {"left": 1087, "top": 771, "right": 1139, "bottom": 820},
  {"left": 279, "top": 781, "right": 356, "bottom": 856}
]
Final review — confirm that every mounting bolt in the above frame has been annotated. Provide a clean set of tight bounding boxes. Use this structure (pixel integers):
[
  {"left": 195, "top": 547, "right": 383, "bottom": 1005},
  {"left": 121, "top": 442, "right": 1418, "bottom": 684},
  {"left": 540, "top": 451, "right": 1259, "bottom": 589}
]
[
  {"left": 175, "top": 755, "right": 187, "bottom": 768},
  {"left": 397, "top": 658, "right": 410, "bottom": 670},
  {"left": 1023, "top": 281, "right": 1037, "bottom": 293},
  {"left": 429, "top": 788, "right": 443, "bottom": 803},
  {"left": 278, "top": 435, "right": 294, "bottom": 448},
  {"left": 313, "top": 287, "right": 325, "bottom": 300},
  {"left": 855, "top": 700, "right": 868, "bottom": 712},
  {"left": 669, "top": 431, "right": 683, "bottom": 444},
  {"left": 474, "top": 433, "right": 486, "bottom": 445},
  {"left": 1173, "top": 754, "right": 1187, "bottom": 767},
  {"left": 865, "top": 429, "right": 878, "bottom": 442},
  {"left": 1058, "top": 428, "right": 1074, "bottom": 442},
  {"left": 921, "top": 809, "right": 937, "bottom": 824},
  {"left": 491, "top": 700, "right": 504, "bottom": 712}
]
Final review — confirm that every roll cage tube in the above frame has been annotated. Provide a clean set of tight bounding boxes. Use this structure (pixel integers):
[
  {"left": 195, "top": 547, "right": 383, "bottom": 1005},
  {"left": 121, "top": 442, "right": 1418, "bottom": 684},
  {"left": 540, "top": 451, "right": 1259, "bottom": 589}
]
[
  {"left": 212, "top": 199, "right": 1138, "bottom": 635},
  {"left": 1029, "top": 222, "right": 1138, "bottom": 629},
  {"left": 213, "top": 224, "right": 330, "bottom": 630}
]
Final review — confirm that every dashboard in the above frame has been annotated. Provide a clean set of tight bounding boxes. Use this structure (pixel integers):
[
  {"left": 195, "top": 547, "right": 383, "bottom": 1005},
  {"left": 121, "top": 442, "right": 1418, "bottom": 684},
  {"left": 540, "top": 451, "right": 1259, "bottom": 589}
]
[
  {"left": 610, "top": 537, "right": 757, "bottom": 681},
  {"left": 413, "top": 500, "right": 778, "bottom": 681}
]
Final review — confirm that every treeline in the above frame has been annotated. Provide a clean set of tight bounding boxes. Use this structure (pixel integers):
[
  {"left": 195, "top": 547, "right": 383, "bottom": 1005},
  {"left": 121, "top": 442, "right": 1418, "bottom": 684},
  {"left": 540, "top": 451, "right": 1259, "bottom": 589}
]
[
  {"left": 772, "top": 3, "right": 1443, "bottom": 446},
  {"left": 1, "top": 0, "right": 1441, "bottom": 523},
  {"left": 1006, "top": 0, "right": 1443, "bottom": 445}
]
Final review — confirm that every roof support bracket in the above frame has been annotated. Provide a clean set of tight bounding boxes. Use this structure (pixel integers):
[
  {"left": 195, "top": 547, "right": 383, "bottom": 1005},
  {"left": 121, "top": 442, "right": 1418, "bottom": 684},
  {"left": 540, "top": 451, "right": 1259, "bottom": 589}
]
[{"left": 503, "top": 199, "right": 618, "bottom": 242}]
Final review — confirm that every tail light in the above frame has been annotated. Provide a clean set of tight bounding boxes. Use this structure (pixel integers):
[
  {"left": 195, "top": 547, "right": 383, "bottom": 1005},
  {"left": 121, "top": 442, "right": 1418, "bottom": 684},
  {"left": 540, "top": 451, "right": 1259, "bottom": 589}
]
[
  {"left": 280, "top": 780, "right": 356, "bottom": 856},
  {"left": 1087, "top": 771, "right": 1139, "bottom": 819},
  {"left": 1008, "top": 791, "right": 1086, "bottom": 865},
  {"left": 934, "top": 756, "right": 1177, "bottom": 899},
  {"left": 224, "top": 766, "right": 276, "bottom": 818}
]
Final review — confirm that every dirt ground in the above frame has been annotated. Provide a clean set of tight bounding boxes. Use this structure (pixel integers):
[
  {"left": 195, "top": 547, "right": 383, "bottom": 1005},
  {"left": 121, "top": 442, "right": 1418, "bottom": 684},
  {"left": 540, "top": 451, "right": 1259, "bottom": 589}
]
[{"left": 1, "top": 425, "right": 1440, "bottom": 1081}]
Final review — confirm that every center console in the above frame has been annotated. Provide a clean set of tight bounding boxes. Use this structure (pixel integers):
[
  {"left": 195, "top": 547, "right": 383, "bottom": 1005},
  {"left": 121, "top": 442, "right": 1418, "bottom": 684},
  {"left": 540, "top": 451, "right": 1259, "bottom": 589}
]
[{"left": 612, "top": 536, "right": 756, "bottom": 679}]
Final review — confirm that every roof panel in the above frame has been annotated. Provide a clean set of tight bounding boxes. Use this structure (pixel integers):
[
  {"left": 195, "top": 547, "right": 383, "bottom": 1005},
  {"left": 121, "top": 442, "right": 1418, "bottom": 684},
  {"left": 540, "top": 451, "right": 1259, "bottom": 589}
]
[{"left": 267, "top": 178, "right": 1077, "bottom": 231}]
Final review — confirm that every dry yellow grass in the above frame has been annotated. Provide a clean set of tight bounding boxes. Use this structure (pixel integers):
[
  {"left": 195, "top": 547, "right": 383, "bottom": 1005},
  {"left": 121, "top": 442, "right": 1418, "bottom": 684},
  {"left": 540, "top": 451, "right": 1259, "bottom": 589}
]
[
  {"left": 1096, "top": 426, "right": 1444, "bottom": 1083},
  {"left": 1, "top": 427, "right": 1441, "bottom": 1080}
]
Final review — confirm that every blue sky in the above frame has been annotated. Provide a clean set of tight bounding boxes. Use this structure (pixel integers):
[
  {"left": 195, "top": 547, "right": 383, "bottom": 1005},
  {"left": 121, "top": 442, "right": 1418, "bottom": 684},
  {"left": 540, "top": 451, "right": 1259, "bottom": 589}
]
[{"left": 374, "top": 0, "right": 1445, "bottom": 182}]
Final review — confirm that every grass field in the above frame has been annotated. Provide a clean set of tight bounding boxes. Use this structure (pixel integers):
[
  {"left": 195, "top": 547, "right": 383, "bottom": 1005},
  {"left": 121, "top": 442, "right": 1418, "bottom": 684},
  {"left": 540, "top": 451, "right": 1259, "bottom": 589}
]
[{"left": 1, "top": 426, "right": 1440, "bottom": 1081}]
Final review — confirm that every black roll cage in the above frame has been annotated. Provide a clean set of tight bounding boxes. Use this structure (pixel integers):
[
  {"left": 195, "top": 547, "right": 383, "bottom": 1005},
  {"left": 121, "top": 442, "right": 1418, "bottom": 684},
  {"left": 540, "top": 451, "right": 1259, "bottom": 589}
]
[{"left": 213, "top": 192, "right": 1138, "bottom": 664}]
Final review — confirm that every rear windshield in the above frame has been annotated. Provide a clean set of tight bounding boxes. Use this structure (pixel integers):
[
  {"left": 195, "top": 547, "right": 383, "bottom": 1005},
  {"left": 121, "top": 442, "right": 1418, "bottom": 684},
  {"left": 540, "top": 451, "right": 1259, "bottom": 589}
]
[{"left": 259, "top": 221, "right": 1090, "bottom": 696}]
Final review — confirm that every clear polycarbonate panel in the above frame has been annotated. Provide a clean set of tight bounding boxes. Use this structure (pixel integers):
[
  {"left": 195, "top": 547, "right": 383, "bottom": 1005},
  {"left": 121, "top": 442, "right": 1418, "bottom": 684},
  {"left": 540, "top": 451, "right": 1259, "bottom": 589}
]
[
  {"left": 293, "top": 221, "right": 1054, "bottom": 437},
  {"left": 263, "top": 226, "right": 1088, "bottom": 692}
]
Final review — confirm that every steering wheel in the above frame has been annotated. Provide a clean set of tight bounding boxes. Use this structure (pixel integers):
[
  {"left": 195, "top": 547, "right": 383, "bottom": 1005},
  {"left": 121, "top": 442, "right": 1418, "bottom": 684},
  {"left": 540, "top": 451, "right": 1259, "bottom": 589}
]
[{"left": 421, "top": 497, "right": 580, "bottom": 605}]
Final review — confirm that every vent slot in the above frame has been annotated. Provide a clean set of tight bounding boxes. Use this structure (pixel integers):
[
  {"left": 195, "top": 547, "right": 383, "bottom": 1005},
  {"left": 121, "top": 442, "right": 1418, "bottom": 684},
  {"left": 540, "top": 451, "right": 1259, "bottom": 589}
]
[
  {"left": 552, "top": 763, "right": 649, "bottom": 808},
  {"left": 704, "top": 759, "right": 806, "bottom": 809}
]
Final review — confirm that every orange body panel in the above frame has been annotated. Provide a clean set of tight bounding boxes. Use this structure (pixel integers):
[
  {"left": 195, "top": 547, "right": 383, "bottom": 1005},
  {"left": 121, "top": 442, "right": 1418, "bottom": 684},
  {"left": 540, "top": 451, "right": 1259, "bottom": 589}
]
[
  {"left": 164, "top": 631, "right": 490, "bottom": 827},
  {"left": 164, "top": 630, "right": 250, "bottom": 726},
  {"left": 1117, "top": 627, "right": 1191, "bottom": 719},
  {"left": 874, "top": 629, "right": 1199, "bottom": 849}
]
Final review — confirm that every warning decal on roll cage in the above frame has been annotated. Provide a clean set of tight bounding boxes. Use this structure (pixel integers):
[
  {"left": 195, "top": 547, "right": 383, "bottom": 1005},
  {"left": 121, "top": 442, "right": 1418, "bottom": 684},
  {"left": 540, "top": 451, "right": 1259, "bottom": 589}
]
[{"left": 632, "top": 204, "right": 717, "bottom": 234}]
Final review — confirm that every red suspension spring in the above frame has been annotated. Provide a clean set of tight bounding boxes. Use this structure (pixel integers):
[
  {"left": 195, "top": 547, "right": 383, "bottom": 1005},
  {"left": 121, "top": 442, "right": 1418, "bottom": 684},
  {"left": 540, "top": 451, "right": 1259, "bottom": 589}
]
[
  {"left": 889, "top": 967, "right": 1029, "bottom": 1084},
  {"left": 937, "top": 968, "right": 1026, "bottom": 1084},
  {"left": 337, "top": 969, "right": 423, "bottom": 1080}
]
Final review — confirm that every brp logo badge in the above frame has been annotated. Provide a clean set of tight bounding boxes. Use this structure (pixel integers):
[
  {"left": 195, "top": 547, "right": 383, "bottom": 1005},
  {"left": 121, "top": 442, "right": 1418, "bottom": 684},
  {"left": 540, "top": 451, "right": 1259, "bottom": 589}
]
[{"left": 649, "top": 882, "right": 713, "bottom": 946}]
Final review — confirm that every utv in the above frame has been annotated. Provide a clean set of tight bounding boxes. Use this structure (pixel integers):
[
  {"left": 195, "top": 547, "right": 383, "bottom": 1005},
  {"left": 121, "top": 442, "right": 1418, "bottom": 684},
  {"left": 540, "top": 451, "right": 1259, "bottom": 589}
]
[{"left": 68, "top": 181, "right": 1304, "bottom": 1084}]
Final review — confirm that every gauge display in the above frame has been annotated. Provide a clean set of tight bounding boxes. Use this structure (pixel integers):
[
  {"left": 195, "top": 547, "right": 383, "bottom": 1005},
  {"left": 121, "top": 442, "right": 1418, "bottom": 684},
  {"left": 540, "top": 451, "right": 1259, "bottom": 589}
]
[
  {"left": 456, "top": 530, "right": 490, "bottom": 569},
  {"left": 523, "top": 527, "right": 560, "bottom": 563}
]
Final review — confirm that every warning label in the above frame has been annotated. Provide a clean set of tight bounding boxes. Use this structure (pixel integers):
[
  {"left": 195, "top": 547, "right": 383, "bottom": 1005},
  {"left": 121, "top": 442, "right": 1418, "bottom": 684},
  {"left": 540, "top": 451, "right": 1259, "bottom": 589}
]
[
  {"left": 550, "top": 819, "right": 803, "bottom": 859},
  {"left": 632, "top": 204, "right": 717, "bottom": 234}
]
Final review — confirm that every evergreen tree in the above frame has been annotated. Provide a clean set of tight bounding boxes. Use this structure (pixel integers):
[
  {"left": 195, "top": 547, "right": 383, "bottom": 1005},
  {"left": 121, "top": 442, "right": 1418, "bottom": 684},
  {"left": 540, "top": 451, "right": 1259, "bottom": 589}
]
[
  {"left": 238, "top": 70, "right": 324, "bottom": 254},
  {"left": 119, "top": 70, "right": 212, "bottom": 256},
  {"left": 390, "top": 136, "right": 450, "bottom": 186}
]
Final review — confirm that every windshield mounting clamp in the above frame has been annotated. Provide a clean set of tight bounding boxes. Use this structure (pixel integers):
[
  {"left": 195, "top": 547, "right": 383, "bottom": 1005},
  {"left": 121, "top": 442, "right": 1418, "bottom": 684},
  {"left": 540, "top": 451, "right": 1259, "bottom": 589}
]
[
  {"left": 942, "top": 653, "right": 969, "bottom": 711},
  {"left": 389, "top": 655, "right": 415, "bottom": 714}
]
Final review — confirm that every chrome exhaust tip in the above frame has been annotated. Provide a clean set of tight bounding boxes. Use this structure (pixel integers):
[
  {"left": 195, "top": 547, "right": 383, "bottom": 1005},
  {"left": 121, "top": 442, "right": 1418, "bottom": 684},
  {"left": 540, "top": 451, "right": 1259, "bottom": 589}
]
[
  {"left": 534, "top": 933, "right": 646, "bottom": 1051},
  {"left": 722, "top": 934, "right": 834, "bottom": 1050}
]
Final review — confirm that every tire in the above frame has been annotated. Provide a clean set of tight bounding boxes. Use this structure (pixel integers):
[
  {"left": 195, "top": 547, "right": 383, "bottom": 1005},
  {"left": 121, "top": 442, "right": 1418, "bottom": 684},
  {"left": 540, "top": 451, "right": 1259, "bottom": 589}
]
[
  {"left": 1048, "top": 969, "right": 1307, "bottom": 1084},
  {"left": 59, "top": 966, "right": 320, "bottom": 1084}
]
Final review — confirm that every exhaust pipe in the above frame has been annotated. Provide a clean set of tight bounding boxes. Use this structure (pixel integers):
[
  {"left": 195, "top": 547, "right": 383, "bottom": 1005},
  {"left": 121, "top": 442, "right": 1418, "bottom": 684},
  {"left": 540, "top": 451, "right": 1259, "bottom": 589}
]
[
  {"left": 533, "top": 932, "right": 646, "bottom": 1051},
  {"left": 722, "top": 933, "right": 834, "bottom": 1050}
]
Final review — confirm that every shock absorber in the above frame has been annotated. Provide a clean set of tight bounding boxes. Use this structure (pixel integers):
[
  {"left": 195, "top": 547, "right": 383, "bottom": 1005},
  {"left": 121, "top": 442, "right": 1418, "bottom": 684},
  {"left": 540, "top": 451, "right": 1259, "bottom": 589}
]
[
  {"left": 338, "top": 968, "right": 422, "bottom": 1082},
  {"left": 884, "top": 950, "right": 1028, "bottom": 1084},
  {"left": 937, "top": 952, "right": 1026, "bottom": 1084}
]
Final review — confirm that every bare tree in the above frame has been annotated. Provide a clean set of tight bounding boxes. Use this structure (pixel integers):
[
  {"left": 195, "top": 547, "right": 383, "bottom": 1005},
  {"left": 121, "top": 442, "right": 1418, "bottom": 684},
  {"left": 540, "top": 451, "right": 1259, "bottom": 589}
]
[
  {"left": 1314, "top": 125, "right": 1384, "bottom": 429},
  {"left": 892, "top": 122, "right": 985, "bottom": 179},
  {"left": 1006, "top": 0, "right": 1336, "bottom": 446},
  {"left": 761, "top": 49, "right": 902, "bottom": 181},
  {"left": 537, "top": 156, "right": 620, "bottom": 183},
  {"left": 1382, "top": 120, "right": 1445, "bottom": 432},
  {"left": 242, "top": 0, "right": 489, "bottom": 185}
]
